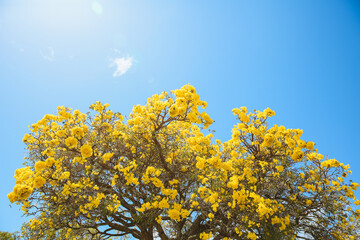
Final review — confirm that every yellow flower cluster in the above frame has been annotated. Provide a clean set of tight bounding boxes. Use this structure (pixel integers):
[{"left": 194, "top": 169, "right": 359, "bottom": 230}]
[
  {"left": 8, "top": 167, "right": 35, "bottom": 203},
  {"left": 65, "top": 137, "right": 78, "bottom": 149},
  {"left": 321, "top": 159, "right": 340, "bottom": 168},
  {"left": 80, "top": 144, "right": 93, "bottom": 158}
]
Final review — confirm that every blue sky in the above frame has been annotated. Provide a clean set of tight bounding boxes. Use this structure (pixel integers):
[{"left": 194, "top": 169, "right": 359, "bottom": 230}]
[{"left": 1, "top": 0, "right": 360, "bottom": 232}]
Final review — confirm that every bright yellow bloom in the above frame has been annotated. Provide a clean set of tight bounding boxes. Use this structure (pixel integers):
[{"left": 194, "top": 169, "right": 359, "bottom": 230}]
[
  {"left": 72, "top": 127, "right": 84, "bottom": 138},
  {"left": 13, "top": 184, "right": 33, "bottom": 200},
  {"left": 240, "top": 112, "right": 249, "bottom": 123},
  {"left": 42, "top": 148, "right": 55, "bottom": 157},
  {"left": 65, "top": 137, "right": 78, "bottom": 149},
  {"left": 263, "top": 133, "right": 275, "bottom": 147},
  {"left": 306, "top": 141, "right": 315, "bottom": 150},
  {"left": 159, "top": 198, "right": 169, "bottom": 209},
  {"left": 168, "top": 208, "right": 181, "bottom": 221},
  {"left": 156, "top": 215, "right": 162, "bottom": 223},
  {"left": 291, "top": 149, "right": 304, "bottom": 161},
  {"left": 22, "top": 134, "right": 32, "bottom": 143},
  {"left": 45, "top": 157, "right": 55, "bottom": 167},
  {"left": 80, "top": 144, "right": 93, "bottom": 158},
  {"left": 35, "top": 161, "right": 47, "bottom": 172},
  {"left": 276, "top": 166, "right": 284, "bottom": 172},
  {"left": 60, "top": 172, "right": 70, "bottom": 180},
  {"left": 264, "top": 107, "right": 275, "bottom": 117},
  {"left": 247, "top": 232, "right": 257, "bottom": 240},
  {"left": 351, "top": 182, "right": 359, "bottom": 191},
  {"left": 7, "top": 192, "right": 17, "bottom": 203},
  {"left": 321, "top": 159, "right": 339, "bottom": 168},
  {"left": 33, "top": 176, "right": 46, "bottom": 188},
  {"left": 56, "top": 130, "right": 67, "bottom": 138},
  {"left": 169, "top": 105, "right": 178, "bottom": 117},
  {"left": 208, "top": 213, "right": 214, "bottom": 221},
  {"left": 102, "top": 152, "right": 114, "bottom": 162},
  {"left": 200, "top": 232, "right": 213, "bottom": 240}
]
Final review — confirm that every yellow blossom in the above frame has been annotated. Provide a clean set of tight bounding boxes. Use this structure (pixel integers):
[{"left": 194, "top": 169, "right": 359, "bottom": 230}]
[
  {"left": 35, "top": 161, "right": 47, "bottom": 172},
  {"left": 33, "top": 176, "right": 46, "bottom": 188},
  {"left": 80, "top": 144, "right": 93, "bottom": 158},
  {"left": 72, "top": 127, "right": 84, "bottom": 138},
  {"left": 65, "top": 137, "right": 78, "bottom": 149}
]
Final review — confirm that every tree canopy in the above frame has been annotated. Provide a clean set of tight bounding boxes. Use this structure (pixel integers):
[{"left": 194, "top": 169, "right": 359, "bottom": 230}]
[
  {"left": 8, "top": 84, "right": 360, "bottom": 239},
  {"left": 0, "top": 231, "right": 19, "bottom": 240}
]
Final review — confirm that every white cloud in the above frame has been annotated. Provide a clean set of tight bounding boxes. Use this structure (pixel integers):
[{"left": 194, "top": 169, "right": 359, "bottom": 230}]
[
  {"left": 110, "top": 57, "right": 133, "bottom": 77},
  {"left": 40, "top": 47, "right": 54, "bottom": 61}
]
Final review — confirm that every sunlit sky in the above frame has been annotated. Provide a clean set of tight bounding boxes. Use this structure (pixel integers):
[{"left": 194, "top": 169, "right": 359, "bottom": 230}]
[{"left": 1, "top": 0, "right": 360, "bottom": 232}]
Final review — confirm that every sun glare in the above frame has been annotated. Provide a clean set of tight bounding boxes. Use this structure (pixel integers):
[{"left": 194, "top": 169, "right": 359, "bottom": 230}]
[
  {"left": 91, "top": 1, "right": 103, "bottom": 15},
  {"left": 3, "top": 0, "right": 103, "bottom": 36}
]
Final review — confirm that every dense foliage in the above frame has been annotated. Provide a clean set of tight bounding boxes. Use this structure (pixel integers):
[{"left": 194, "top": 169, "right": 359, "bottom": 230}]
[
  {"left": 8, "top": 85, "right": 360, "bottom": 239},
  {"left": 0, "top": 231, "right": 19, "bottom": 240}
]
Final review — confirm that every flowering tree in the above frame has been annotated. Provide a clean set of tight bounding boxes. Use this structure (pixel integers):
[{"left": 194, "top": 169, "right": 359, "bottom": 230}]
[{"left": 8, "top": 85, "right": 360, "bottom": 239}]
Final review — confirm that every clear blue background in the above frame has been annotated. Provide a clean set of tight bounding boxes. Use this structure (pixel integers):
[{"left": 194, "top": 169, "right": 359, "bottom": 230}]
[{"left": 1, "top": 0, "right": 360, "bottom": 232}]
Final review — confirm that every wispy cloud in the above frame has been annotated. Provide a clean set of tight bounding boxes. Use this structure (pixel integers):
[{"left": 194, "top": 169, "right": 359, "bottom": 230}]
[
  {"left": 111, "top": 48, "right": 122, "bottom": 54},
  {"left": 40, "top": 47, "right": 54, "bottom": 61},
  {"left": 109, "top": 57, "right": 133, "bottom": 77}
]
